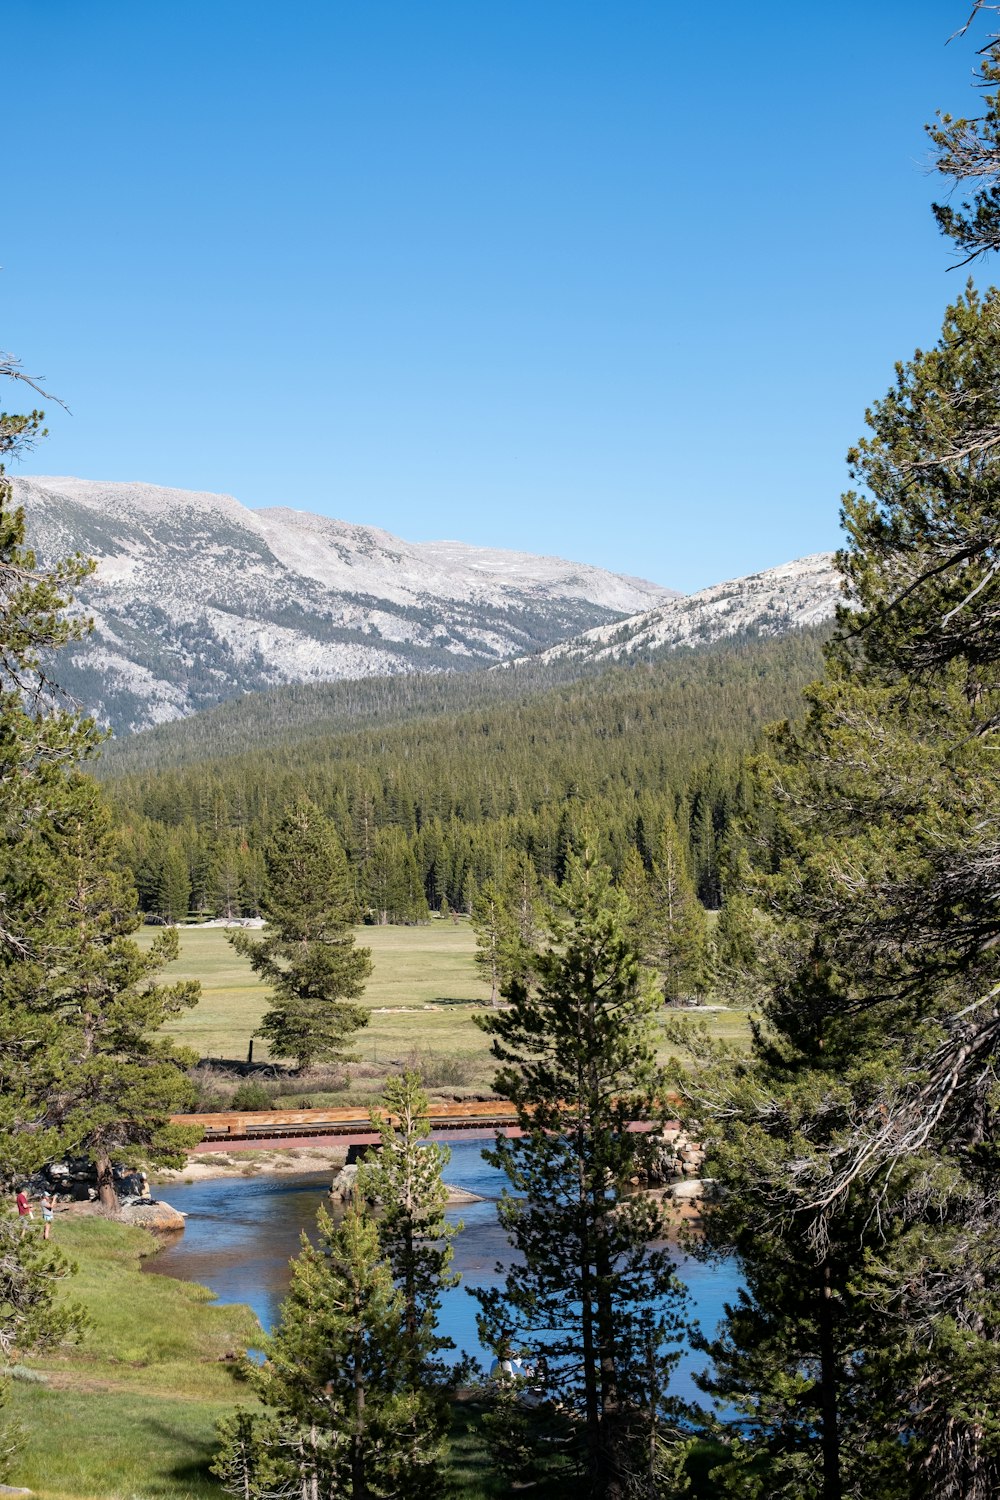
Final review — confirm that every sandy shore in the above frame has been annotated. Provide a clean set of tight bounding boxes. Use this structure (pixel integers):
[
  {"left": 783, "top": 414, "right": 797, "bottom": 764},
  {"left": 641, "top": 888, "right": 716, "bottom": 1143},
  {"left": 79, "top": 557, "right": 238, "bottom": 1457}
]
[{"left": 154, "top": 1146, "right": 348, "bottom": 1185}]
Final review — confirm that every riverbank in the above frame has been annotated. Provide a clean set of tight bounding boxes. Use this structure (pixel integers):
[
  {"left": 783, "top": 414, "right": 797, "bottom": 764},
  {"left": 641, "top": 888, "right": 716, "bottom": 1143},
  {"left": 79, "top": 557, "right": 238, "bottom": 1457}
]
[
  {"left": 6, "top": 1215, "right": 261, "bottom": 1499},
  {"left": 154, "top": 1146, "right": 483, "bottom": 1204},
  {"left": 7, "top": 1209, "right": 505, "bottom": 1500}
]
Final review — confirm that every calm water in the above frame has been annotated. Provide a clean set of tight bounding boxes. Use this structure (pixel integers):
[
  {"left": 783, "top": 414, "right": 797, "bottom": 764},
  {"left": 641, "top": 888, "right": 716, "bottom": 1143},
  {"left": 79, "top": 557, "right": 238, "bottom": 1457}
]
[{"left": 146, "top": 1142, "right": 741, "bottom": 1403}]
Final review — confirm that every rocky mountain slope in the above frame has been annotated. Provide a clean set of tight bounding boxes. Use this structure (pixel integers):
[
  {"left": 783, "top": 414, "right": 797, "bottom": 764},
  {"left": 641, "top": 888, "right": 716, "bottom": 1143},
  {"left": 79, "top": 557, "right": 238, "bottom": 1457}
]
[
  {"left": 17, "top": 476, "right": 675, "bottom": 734},
  {"left": 508, "top": 553, "right": 843, "bottom": 668}
]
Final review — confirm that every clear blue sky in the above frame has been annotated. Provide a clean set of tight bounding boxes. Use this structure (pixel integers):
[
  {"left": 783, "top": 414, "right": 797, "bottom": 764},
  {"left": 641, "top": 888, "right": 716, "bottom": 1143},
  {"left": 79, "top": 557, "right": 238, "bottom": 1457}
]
[{"left": 1, "top": 3, "right": 989, "bottom": 591}]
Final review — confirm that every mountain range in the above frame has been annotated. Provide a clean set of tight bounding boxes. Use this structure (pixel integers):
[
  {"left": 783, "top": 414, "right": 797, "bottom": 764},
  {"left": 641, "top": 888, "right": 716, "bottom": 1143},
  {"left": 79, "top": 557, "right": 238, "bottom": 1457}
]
[
  {"left": 17, "top": 475, "right": 842, "bottom": 735},
  {"left": 511, "top": 553, "right": 844, "bottom": 669}
]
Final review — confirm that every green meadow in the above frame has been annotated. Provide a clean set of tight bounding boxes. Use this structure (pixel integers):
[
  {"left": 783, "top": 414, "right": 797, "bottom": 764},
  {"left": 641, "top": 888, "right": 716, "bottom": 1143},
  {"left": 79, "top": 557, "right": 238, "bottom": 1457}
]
[
  {"left": 139, "top": 918, "right": 751, "bottom": 1104},
  {"left": 7, "top": 1216, "right": 260, "bottom": 1500}
]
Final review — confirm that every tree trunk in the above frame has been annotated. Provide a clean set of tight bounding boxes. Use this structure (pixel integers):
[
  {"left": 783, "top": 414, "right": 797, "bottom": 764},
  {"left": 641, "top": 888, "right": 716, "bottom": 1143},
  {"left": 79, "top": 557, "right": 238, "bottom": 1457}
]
[
  {"left": 352, "top": 1312, "right": 368, "bottom": 1499},
  {"left": 817, "top": 1258, "right": 842, "bottom": 1500},
  {"left": 594, "top": 1214, "right": 624, "bottom": 1500},
  {"left": 578, "top": 1133, "right": 601, "bottom": 1491},
  {"left": 308, "top": 1428, "right": 319, "bottom": 1500},
  {"left": 95, "top": 1150, "right": 118, "bottom": 1211}
]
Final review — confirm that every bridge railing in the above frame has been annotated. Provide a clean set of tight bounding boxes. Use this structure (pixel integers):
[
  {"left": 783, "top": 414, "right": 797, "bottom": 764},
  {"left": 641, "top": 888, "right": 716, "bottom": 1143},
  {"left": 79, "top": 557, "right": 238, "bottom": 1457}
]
[{"left": 170, "top": 1102, "right": 521, "bottom": 1143}]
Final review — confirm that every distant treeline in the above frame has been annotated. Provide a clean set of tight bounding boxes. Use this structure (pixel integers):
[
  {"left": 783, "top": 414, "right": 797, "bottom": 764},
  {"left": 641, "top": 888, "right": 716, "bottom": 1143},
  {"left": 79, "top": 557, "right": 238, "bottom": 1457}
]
[{"left": 104, "top": 628, "right": 828, "bottom": 923}]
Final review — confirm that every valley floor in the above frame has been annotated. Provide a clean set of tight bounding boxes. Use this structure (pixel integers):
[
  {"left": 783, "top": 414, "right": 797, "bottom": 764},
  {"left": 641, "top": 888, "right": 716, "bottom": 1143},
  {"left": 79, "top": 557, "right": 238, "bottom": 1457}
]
[{"left": 140, "top": 918, "right": 751, "bottom": 1109}]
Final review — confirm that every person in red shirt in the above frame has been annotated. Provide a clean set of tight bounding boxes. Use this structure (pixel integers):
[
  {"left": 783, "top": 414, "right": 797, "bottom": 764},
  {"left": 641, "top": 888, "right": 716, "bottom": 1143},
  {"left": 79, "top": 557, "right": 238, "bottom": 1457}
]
[{"left": 15, "top": 1189, "right": 34, "bottom": 1234}]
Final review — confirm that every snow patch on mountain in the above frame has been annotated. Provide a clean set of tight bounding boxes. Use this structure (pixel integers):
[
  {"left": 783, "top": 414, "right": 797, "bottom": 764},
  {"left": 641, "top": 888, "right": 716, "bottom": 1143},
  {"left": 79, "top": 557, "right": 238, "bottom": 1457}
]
[
  {"left": 510, "top": 554, "right": 844, "bottom": 667},
  {"left": 15, "top": 476, "right": 676, "bottom": 734}
]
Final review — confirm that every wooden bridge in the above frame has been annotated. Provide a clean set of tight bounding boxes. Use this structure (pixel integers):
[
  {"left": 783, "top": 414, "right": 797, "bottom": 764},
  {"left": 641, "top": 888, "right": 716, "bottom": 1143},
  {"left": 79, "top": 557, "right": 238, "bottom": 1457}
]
[
  {"left": 170, "top": 1102, "right": 664, "bottom": 1153},
  {"left": 171, "top": 1101, "right": 525, "bottom": 1152}
]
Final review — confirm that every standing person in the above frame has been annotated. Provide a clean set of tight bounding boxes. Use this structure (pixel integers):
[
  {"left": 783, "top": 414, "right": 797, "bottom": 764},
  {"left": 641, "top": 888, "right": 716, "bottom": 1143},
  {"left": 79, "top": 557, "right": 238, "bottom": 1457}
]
[
  {"left": 40, "top": 1189, "right": 55, "bottom": 1240},
  {"left": 15, "top": 1189, "right": 34, "bottom": 1234}
]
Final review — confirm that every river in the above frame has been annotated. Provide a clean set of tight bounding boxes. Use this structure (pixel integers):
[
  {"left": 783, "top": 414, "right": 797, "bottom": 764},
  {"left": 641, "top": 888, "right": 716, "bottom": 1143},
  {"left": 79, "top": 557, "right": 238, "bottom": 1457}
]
[{"left": 146, "top": 1141, "right": 741, "bottom": 1404}]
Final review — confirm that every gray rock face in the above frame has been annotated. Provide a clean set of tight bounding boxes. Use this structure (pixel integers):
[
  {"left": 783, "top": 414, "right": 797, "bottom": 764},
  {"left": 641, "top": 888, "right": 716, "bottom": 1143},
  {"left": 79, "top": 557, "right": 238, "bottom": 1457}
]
[
  {"left": 15, "top": 476, "right": 675, "bottom": 734},
  {"left": 329, "top": 1164, "right": 359, "bottom": 1201}
]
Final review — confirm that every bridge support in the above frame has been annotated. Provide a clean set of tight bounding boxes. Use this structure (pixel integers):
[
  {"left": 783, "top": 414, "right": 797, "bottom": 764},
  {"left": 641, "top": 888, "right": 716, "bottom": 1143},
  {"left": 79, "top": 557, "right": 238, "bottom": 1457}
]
[{"left": 345, "top": 1142, "right": 380, "bottom": 1165}]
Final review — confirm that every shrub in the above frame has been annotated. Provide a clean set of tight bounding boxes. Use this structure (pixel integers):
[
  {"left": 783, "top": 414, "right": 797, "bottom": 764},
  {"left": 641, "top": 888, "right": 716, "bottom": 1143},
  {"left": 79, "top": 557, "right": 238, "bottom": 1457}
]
[
  {"left": 401, "top": 1049, "right": 481, "bottom": 1090},
  {"left": 231, "top": 1081, "right": 274, "bottom": 1112}
]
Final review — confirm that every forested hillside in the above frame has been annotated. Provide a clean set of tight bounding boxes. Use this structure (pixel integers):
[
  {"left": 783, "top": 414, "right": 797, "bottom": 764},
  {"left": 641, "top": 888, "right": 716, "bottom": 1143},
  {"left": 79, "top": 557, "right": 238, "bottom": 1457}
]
[
  {"left": 105, "top": 626, "right": 827, "bottom": 922},
  {"left": 97, "top": 653, "right": 606, "bottom": 777}
]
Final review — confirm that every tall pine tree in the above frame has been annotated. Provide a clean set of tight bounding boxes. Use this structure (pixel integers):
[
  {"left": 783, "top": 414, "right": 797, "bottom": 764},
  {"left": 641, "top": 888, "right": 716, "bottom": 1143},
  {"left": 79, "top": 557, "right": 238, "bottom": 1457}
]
[
  {"left": 686, "top": 286, "right": 1000, "bottom": 1498},
  {"left": 476, "top": 851, "right": 687, "bottom": 1500},
  {"left": 231, "top": 797, "right": 372, "bottom": 1069},
  {"left": 215, "top": 1201, "right": 434, "bottom": 1500},
  {"left": 356, "top": 1072, "right": 459, "bottom": 1498}
]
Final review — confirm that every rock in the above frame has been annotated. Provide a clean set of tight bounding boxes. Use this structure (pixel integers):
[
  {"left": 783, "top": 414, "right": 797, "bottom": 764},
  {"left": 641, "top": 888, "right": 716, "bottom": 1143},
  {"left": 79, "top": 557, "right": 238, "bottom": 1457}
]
[
  {"left": 443, "top": 1184, "right": 484, "bottom": 1205},
  {"left": 329, "top": 1165, "right": 359, "bottom": 1201},
  {"left": 669, "top": 1177, "right": 717, "bottom": 1201},
  {"left": 669, "top": 1179, "right": 704, "bottom": 1201},
  {"left": 118, "top": 1199, "right": 186, "bottom": 1231},
  {"left": 0, "top": 1484, "right": 34, "bottom": 1495}
]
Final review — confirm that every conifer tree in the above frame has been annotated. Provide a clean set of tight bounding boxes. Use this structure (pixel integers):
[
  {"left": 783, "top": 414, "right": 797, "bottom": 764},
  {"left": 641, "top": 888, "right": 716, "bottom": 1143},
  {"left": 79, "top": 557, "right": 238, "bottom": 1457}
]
[
  {"left": 620, "top": 820, "right": 707, "bottom": 1004},
  {"left": 358, "top": 1073, "right": 458, "bottom": 1360},
  {"left": 647, "top": 815, "right": 708, "bottom": 1002},
  {"left": 231, "top": 798, "right": 372, "bottom": 1069},
  {"left": 928, "top": 17, "right": 1000, "bottom": 264},
  {"left": 29, "top": 777, "right": 203, "bottom": 1208},
  {"left": 0, "top": 354, "right": 201, "bottom": 1210},
  {"left": 684, "top": 286, "right": 1000, "bottom": 1498},
  {"left": 216, "top": 1201, "right": 432, "bottom": 1500},
  {"left": 156, "top": 837, "right": 191, "bottom": 923},
  {"left": 356, "top": 1072, "right": 459, "bottom": 1497},
  {"left": 471, "top": 879, "right": 517, "bottom": 1006},
  {"left": 363, "top": 825, "right": 428, "bottom": 925},
  {"left": 0, "top": 357, "right": 95, "bottom": 971},
  {"left": 471, "top": 855, "right": 540, "bottom": 1005},
  {"left": 0, "top": 349, "right": 181, "bottom": 1459},
  {"left": 476, "top": 851, "right": 687, "bottom": 1499},
  {"left": 505, "top": 848, "right": 542, "bottom": 961}
]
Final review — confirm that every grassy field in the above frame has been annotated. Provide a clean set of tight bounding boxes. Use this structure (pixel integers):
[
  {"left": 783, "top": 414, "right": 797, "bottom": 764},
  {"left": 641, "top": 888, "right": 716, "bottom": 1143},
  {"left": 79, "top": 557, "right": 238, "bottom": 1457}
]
[
  {"left": 142, "top": 917, "right": 493, "bottom": 1058},
  {"left": 140, "top": 918, "right": 502, "bottom": 1099},
  {"left": 140, "top": 919, "right": 751, "bottom": 1106}
]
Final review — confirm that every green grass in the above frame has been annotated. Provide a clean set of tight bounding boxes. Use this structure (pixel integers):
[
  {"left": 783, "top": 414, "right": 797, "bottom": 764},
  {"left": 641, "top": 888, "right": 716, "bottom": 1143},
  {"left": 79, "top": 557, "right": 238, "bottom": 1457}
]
[
  {"left": 140, "top": 919, "right": 751, "bottom": 1102},
  {"left": 8, "top": 1216, "right": 260, "bottom": 1500},
  {"left": 11, "top": 1387, "right": 243, "bottom": 1500},
  {"left": 140, "top": 917, "right": 495, "bottom": 1065}
]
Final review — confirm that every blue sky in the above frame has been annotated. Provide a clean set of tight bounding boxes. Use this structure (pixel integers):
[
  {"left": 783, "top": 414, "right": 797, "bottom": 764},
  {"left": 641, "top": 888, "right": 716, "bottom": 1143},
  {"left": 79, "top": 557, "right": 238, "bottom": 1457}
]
[{"left": 1, "top": 3, "right": 989, "bottom": 591}]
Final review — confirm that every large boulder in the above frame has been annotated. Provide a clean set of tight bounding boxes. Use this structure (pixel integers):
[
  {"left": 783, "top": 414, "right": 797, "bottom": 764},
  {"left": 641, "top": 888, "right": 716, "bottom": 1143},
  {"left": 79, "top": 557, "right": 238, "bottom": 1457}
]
[
  {"left": 118, "top": 1199, "right": 186, "bottom": 1232},
  {"left": 329, "top": 1164, "right": 359, "bottom": 1201}
]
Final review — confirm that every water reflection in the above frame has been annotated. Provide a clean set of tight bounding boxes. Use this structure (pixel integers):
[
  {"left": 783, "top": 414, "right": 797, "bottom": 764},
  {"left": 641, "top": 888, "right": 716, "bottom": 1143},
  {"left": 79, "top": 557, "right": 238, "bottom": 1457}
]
[{"left": 145, "top": 1142, "right": 740, "bottom": 1402}]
